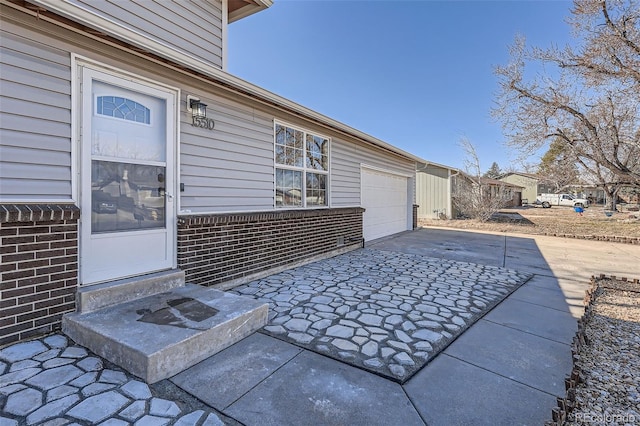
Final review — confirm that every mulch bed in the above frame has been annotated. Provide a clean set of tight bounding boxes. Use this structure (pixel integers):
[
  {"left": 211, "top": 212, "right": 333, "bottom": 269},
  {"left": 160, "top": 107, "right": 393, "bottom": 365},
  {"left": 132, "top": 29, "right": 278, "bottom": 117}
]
[{"left": 547, "top": 275, "right": 640, "bottom": 425}]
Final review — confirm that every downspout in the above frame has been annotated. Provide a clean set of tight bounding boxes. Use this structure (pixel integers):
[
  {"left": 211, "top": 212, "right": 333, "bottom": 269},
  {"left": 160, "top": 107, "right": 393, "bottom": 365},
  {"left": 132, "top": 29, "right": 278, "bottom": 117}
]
[{"left": 448, "top": 168, "right": 460, "bottom": 219}]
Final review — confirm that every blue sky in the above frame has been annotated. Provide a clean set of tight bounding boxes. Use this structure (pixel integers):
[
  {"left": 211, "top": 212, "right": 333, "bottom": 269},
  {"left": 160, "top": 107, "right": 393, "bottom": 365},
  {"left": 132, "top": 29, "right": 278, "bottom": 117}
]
[{"left": 228, "top": 0, "right": 574, "bottom": 172}]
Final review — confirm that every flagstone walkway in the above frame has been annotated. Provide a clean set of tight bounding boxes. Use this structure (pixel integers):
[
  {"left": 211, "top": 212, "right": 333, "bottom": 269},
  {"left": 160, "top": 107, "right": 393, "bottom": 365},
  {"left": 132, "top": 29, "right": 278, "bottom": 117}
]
[
  {"left": 0, "top": 335, "right": 228, "bottom": 426},
  {"left": 231, "top": 248, "right": 532, "bottom": 381}
]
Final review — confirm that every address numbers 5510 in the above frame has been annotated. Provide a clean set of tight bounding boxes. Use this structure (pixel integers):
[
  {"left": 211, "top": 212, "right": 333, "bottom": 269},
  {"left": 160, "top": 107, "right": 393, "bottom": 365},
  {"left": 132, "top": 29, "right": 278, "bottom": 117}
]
[{"left": 192, "top": 116, "right": 215, "bottom": 130}]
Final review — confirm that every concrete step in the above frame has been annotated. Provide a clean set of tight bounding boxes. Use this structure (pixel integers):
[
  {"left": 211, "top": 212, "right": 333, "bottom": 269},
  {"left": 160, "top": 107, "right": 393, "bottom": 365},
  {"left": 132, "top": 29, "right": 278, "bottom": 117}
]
[
  {"left": 77, "top": 269, "right": 186, "bottom": 313},
  {"left": 63, "top": 284, "right": 268, "bottom": 383}
]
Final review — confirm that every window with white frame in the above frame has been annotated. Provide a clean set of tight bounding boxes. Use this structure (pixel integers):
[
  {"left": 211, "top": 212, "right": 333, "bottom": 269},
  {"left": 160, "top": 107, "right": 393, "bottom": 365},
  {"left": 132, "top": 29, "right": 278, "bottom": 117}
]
[{"left": 275, "top": 123, "right": 329, "bottom": 208}]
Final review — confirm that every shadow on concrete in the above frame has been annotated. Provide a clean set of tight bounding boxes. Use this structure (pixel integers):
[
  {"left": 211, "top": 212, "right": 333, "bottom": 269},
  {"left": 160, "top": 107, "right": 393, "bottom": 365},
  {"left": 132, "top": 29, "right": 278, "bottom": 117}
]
[
  {"left": 173, "top": 227, "right": 600, "bottom": 426},
  {"left": 373, "top": 228, "right": 588, "bottom": 426},
  {"left": 490, "top": 211, "right": 535, "bottom": 225}
]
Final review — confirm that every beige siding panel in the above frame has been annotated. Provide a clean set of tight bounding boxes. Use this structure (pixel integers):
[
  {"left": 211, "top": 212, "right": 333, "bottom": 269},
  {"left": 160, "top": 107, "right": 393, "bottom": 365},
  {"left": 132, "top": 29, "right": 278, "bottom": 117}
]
[
  {"left": 0, "top": 24, "right": 72, "bottom": 202},
  {"left": 69, "top": 0, "right": 223, "bottom": 68},
  {"left": 501, "top": 175, "right": 538, "bottom": 202},
  {"left": 417, "top": 167, "right": 451, "bottom": 219}
]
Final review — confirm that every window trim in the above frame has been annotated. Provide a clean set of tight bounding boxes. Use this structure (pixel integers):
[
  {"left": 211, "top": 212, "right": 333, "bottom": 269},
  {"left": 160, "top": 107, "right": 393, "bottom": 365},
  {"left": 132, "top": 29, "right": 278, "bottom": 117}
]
[{"left": 273, "top": 120, "right": 331, "bottom": 209}]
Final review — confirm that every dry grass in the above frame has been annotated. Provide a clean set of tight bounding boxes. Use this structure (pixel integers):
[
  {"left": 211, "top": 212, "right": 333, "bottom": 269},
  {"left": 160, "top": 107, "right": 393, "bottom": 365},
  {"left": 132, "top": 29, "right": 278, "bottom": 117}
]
[{"left": 419, "top": 205, "right": 640, "bottom": 239}]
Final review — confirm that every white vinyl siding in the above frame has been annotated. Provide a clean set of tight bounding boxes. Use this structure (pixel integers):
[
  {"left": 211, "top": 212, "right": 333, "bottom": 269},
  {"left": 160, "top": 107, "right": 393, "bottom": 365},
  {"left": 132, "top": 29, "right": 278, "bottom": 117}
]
[
  {"left": 331, "top": 138, "right": 415, "bottom": 207},
  {"left": 179, "top": 95, "right": 276, "bottom": 213},
  {"left": 0, "top": 28, "right": 72, "bottom": 201},
  {"left": 63, "top": 0, "right": 224, "bottom": 69},
  {"left": 1, "top": 4, "right": 419, "bottom": 217}
]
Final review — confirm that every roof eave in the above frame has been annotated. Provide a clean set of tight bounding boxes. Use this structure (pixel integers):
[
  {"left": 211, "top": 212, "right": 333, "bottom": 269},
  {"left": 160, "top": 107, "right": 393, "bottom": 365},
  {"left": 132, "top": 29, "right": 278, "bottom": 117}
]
[
  {"left": 20, "top": 0, "right": 421, "bottom": 164},
  {"left": 228, "top": 0, "right": 273, "bottom": 23}
]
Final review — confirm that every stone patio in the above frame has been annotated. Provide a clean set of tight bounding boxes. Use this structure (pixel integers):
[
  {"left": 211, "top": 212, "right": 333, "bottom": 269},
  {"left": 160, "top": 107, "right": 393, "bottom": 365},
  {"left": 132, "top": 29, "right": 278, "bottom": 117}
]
[
  {"left": 231, "top": 248, "right": 532, "bottom": 382},
  {"left": 0, "top": 335, "right": 230, "bottom": 425}
]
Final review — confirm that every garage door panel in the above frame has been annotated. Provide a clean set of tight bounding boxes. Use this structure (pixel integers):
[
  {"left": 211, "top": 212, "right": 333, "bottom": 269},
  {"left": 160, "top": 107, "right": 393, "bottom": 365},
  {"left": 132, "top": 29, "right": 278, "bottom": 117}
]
[{"left": 362, "top": 168, "right": 409, "bottom": 241}]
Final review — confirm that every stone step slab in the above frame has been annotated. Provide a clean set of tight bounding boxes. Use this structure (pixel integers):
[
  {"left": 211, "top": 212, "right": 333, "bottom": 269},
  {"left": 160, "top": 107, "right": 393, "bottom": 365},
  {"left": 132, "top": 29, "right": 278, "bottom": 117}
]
[
  {"left": 63, "top": 284, "right": 268, "bottom": 383},
  {"left": 76, "top": 269, "right": 186, "bottom": 313}
]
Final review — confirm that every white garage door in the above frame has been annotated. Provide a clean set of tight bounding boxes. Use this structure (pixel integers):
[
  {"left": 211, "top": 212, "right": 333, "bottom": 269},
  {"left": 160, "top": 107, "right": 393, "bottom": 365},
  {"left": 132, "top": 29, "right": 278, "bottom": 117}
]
[{"left": 362, "top": 167, "right": 409, "bottom": 241}]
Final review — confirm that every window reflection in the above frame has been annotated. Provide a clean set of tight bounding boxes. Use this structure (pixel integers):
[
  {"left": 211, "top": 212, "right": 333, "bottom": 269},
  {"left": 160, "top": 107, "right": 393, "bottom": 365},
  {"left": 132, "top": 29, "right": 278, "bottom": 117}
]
[
  {"left": 91, "top": 160, "right": 166, "bottom": 233},
  {"left": 275, "top": 169, "right": 302, "bottom": 207},
  {"left": 275, "top": 123, "right": 329, "bottom": 208}
]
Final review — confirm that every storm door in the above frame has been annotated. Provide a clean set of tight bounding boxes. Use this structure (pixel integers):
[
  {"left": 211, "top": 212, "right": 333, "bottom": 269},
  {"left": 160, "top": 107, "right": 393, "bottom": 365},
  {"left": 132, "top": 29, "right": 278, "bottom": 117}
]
[{"left": 80, "top": 67, "right": 176, "bottom": 284}]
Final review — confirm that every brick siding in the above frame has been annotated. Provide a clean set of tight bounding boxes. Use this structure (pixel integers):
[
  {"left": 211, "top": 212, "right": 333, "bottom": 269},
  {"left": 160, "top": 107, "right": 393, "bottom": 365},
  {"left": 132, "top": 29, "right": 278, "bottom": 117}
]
[
  {"left": 0, "top": 204, "right": 80, "bottom": 346},
  {"left": 177, "top": 207, "right": 364, "bottom": 288}
]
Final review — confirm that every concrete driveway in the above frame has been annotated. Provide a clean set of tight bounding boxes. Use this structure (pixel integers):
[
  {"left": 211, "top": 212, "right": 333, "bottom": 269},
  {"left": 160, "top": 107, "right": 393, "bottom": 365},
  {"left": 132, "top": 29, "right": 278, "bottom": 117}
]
[
  {"left": 3, "top": 228, "right": 639, "bottom": 425},
  {"left": 170, "top": 227, "right": 640, "bottom": 425}
]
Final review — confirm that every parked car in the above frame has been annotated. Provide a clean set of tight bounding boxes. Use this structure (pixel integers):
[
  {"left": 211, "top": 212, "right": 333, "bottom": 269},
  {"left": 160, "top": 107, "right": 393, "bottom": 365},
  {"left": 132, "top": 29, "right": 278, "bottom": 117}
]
[{"left": 91, "top": 190, "right": 118, "bottom": 214}]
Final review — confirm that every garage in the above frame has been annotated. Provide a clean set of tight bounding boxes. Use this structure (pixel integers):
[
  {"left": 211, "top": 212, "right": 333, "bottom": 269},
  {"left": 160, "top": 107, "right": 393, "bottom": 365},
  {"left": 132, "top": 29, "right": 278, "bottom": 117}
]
[{"left": 361, "top": 166, "right": 410, "bottom": 241}]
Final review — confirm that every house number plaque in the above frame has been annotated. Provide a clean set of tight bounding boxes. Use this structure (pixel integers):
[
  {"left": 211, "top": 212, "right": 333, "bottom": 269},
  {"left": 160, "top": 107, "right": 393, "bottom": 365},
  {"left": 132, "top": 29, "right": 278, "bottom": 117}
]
[{"left": 192, "top": 116, "right": 215, "bottom": 130}]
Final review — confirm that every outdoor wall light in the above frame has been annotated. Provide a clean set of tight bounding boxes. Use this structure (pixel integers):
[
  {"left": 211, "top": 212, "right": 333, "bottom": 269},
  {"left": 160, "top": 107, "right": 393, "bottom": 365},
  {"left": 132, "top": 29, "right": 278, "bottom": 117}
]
[
  {"left": 187, "top": 95, "right": 215, "bottom": 130},
  {"left": 188, "top": 95, "right": 207, "bottom": 119}
]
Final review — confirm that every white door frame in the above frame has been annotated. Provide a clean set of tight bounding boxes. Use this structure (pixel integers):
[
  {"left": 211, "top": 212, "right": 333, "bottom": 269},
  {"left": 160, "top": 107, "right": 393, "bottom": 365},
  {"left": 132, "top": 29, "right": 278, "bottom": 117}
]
[{"left": 74, "top": 57, "right": 179, "bottom": 285}]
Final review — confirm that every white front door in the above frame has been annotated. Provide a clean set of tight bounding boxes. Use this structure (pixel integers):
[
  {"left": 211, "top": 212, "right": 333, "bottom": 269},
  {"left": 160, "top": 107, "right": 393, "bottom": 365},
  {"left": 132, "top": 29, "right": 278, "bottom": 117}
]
[{"left": 80, "top": 66, "right": 176, "bottom": 285}]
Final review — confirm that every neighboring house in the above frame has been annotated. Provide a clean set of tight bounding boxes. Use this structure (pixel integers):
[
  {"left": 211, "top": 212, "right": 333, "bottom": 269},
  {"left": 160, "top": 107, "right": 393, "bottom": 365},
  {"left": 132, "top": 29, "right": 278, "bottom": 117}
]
[
  {"left": 416, "top": 162, "right": 459, "bottom": 220},
  {"left": 499, "top": 172, "right": 555, "bottom": 203},
  {"left": 452, "top": 173, "right": 524, "bottom": 214},
  {"left": 478, "top": 177, "right": 524, "bottom": 207},
  {"left": 499, "top": 172, "right": 539, "bottom": 204},
  {"left": 0, "top": 0, "right": 424, "bottom": 345}
]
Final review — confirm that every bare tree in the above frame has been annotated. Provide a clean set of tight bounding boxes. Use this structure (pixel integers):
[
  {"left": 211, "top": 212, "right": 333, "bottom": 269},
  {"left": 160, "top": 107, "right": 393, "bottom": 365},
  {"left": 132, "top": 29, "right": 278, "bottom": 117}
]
[
  {"left": 493, "top": 0, "right": 640, "bottom": 195},
  {"left": 585, "top": 161, "right": 626, "bottom": 210},
  {"left": 452, "top": 138, "right": 513, "bottom": 222},
  {"left": 544, "top": 0, "right": 640, "bottom": 88}
]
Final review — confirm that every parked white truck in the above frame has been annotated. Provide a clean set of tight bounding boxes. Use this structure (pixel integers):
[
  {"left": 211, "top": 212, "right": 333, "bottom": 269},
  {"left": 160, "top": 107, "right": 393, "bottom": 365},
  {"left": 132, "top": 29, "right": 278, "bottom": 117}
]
[{"left": 536, "top": 193, "right": 590, "bottom": 208}]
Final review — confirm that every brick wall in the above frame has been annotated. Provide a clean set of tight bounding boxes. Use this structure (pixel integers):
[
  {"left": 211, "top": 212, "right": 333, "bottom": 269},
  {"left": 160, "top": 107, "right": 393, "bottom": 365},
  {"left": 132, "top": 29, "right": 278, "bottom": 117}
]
[
  {"left": 177, "top": 207, "right": 364, "bottom": 288},
  {"left": 0, "top": 204, "right": 80, "bottom": 346}
]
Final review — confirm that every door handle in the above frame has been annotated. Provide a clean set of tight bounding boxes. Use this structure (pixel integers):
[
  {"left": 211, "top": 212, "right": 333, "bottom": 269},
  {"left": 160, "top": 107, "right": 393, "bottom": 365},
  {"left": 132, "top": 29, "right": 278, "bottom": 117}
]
[{"left": 166, "top": 193, "right": 173, "bottom": 201}]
